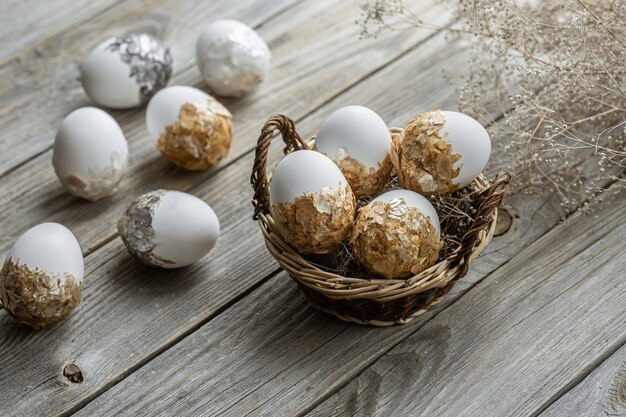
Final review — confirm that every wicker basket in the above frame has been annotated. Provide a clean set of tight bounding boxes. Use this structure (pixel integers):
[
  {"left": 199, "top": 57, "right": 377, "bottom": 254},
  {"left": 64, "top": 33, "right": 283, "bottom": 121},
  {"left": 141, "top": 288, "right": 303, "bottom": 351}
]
[{"left": 251, "top": 115, "right": 510, "bottom": 326}]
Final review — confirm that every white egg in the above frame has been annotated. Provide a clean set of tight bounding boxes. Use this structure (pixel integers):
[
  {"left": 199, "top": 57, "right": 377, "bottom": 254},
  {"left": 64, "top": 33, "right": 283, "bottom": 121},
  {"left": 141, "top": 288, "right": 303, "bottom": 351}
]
[
  {"left": 269, "top": 150, "right": 356, "bottom": 254},
  {"left": 350, "top": 190, "right": 442, "bottom": 279},
  {"left": 372, "top": 190, "right": 440, "bottom": 234},
  {"left": 392, "top": 110, "right": 491, "bottom": 195},
  {"left": 118, "top": 190, "right": 220, "bottom": 269},
  {"left": 146, "top": 86, "right": 233, "bottom": 170},
  {"left": 80, "top": 34, "right": 172, "bottom": 109},
  {"left": 196, "top": 19, "right": 271, "bottom": 97},
  {"left": 440, "top": 111, "right": 491, "bottom": 187},
  {"left": 316, "top": 106, "right": 393, "bottom": 198},
  {"left": 53, "top": 107, "right": 129, "bottom": 201},
  {"left": 0, "top": 223, "right": 84, "bottom": 329}
]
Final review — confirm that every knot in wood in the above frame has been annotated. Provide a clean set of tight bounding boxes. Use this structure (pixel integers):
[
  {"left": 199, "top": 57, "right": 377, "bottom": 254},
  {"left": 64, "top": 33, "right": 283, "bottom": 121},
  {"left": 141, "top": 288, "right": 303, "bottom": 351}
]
[{"left": 63, "top": 363, "right": 84, "bottom": 383}]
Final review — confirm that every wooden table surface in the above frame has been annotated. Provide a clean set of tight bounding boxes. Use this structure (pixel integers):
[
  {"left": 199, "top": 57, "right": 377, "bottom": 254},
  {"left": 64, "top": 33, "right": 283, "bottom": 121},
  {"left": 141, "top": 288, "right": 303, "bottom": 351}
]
[{"left": 1, "top": 1, "right": 624, "bottom": 416}]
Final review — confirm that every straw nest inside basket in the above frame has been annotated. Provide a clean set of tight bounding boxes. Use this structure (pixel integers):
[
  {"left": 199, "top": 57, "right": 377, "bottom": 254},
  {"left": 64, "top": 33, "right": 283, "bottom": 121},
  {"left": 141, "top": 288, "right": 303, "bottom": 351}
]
[{"left": 302, "top": 172, "right": 485, "bottom": 278}]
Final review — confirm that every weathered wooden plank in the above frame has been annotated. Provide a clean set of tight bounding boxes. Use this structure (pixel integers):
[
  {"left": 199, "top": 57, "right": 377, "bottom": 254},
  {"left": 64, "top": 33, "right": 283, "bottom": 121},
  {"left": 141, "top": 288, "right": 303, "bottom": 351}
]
[
  {"left": 0, "top": 0, "right": 451, "bottom": 256},
  {"left": 73, "top": 183, "right": 626, "bottom": 417},
  {"left": 0, "top": 0, "right": 123, "bottom": 63},
  {"left": 0, "top": 0, "right": 299, "bottom": 177},
  {"left": 1, "top": 17, "right": 597, "bottom": 415},
  {"left": 69, "top": 31, "right": 619, "bottom": 416},
  {"left": 540, "top": 343, "right": 626, "bottom": 417},
  {"left": 0, "top": 2, "right": 457, "bottom": 416},
  {"left": 306, "top": 192, "right": 626, "bottom": 417}
]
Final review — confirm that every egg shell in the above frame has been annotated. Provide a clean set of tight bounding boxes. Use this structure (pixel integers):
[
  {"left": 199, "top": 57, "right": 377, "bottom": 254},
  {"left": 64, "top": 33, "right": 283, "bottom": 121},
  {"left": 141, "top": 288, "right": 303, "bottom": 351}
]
[
  {"left": 370, "top": 190, "right": 440, "bottom": 234},
  {"left": 52, "top": 107, "right": 128, "bottom": 201},
  {"left": 440, "top": 111, "right": 491, "bottom": 188},
  {"left": 80, "top": 34, "right": 172, "bottom": 109},
  {"left": 0, "top": 223, "right": 84, "bottom": 329},
  {"left": 316, "top": 105, "right": 391, "bottom": 169},
  {"left": 118, "top": 190, "right": 220, "bottom": 269},
  {"left": 146, "top": 85, "right": 212, "bottom": 141},
  {"left": 8, "top": 223, "right": 84, "bottom": 283},
  {"left": 196, "top": 19, "right": 271, "bottom": 97},
  {"left": 269, "top": 150, "right": 356, "bottom": 254},
  {"left": 350, "top": 190, "right": 442, "bottom": 279},
  {"left": 269, "top": 150, "right": 348, "bottom": 204}
]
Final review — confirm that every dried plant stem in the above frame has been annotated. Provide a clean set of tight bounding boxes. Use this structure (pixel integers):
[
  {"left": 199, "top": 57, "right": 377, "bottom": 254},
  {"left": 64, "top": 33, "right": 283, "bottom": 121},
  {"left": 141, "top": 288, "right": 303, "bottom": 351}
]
[{"left": 358, "top": 0, "right": 626, "bottom": 215}]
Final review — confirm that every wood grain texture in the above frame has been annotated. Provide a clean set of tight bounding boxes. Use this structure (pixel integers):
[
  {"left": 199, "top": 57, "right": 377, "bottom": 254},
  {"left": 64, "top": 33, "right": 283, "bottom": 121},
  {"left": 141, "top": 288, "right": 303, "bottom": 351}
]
[
  {"left": 71, "top": 33, "right": 623, "bottom": 417},
  {"left": 0, "top": 0, "right": 299, "bottom": 177},
  {"left": 307, "top": 187, "right": 626, "bottom": 417},
  {"left": 0, "top": 0, "right": 123, "bottom": 63},
  {"left": 0, "top": 1, "right": 457, "bottom": 416},
  {"left": 540, "top": 343, "right": 626, "bottom": 417},
  {"left": 74, "top": 187, "right": 626, "bottom": 417},
  {"left": 2, "top": 1, "right": 621, "bottom": 415},
  {"left": 0, "top": 0, "right": 450, "bottom": 256}
]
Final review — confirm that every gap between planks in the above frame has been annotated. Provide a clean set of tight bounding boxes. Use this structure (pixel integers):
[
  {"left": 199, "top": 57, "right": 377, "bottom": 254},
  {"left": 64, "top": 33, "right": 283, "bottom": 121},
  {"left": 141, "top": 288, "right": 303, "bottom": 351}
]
[
  {"left": 74, "top": 182, "right": 626, "bottom": 417},
  {"left": 0, "top": 0, "right": 126, "bottom": 65},
  {"left": 539, "top": 341, "right": 626, "bottom": 416},
  {"left": 60, "top": 14, "right": 461, "bottom": 417},
  {"left": 0, "top": 0, "right": 458, "bottom": 412},
  {"left": 303, "top": 185, "right": 626, "bottom": 417}
]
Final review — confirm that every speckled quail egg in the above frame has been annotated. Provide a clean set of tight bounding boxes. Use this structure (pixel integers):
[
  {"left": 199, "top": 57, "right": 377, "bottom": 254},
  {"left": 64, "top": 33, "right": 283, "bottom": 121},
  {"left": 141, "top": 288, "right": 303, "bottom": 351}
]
[
  {"left": 80, "top": 33, "right": 172, "bottom": 109},
  {"left": 391, "top": 110, "right": 491, "bottom": 195},
  {"left": 269, "top": 150, "right": 356, "bottom": 254},
  {"left": 349, "top": 189, "right": 442, "bottom": 279},
  {"left": 52, "top": 107, "right": 128, "bottom": 201},
  {"left": 146, "top": 85, "right": 233, "bottom": 171},
  {"left": 0, "top": 223, "right": 84, "bottom": 329},
  {"left": 316, "top": 105, "right": 393, "bottom": 198},
  {"left": 196, "top": 19, "right": 271, "bottom": 97},
  {"left": 118, "top": 190, "right": 220, "bottom": 269}
]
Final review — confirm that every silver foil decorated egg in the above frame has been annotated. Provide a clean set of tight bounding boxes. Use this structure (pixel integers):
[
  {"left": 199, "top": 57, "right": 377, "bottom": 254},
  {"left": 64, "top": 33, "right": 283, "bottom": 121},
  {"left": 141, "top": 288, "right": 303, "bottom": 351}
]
[
  {"left": 81, "top": 33, "right": 173, "bottom": 109},
  {"left": 196, "top": 20, "right": 271, "bottom": 97}
]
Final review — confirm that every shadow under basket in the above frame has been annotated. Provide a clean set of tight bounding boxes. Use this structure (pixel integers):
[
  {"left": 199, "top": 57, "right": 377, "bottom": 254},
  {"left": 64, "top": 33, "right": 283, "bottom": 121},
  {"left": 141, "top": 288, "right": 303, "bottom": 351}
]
[{"left": 251, "top": 115, "right": 510, "bottom": 326}]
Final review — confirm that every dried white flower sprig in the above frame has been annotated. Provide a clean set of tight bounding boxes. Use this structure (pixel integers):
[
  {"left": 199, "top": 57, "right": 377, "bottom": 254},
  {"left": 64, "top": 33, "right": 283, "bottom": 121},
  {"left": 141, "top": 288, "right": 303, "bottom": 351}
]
[{"left": 358, "top": 0, "right": 625, "bottom": 213}]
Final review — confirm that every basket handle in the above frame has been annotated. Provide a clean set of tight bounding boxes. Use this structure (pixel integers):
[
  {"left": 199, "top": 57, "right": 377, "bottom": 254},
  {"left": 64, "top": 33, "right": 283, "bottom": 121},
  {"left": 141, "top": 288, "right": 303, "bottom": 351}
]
[
  {"left": 251, "top": 115, "right": 309, "bottom": 220},
  {"left": 451, "top": 171, "right": 511, "bottom": 274}
]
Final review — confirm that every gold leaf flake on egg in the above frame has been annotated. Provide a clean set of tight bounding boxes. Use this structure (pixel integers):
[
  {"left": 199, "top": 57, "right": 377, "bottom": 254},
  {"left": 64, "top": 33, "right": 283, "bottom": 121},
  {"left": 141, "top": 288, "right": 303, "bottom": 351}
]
[
  {"left": 391, "top": 110, "right": 462, "bottom": 195},
  {"left": 270, "top": 183, "right": 356, "bottom": 254},
  {"left": 318, "top": 146, "right": 393, "bottom": 198},
  {"left": 0, "top": 258, "right": 82, "bottom": 329},
  {"left": 157, "top": 98, "right": 233, "bottom": 171},
  {"left": 349, "top": 198, "right": 442, "bottom": 279}
]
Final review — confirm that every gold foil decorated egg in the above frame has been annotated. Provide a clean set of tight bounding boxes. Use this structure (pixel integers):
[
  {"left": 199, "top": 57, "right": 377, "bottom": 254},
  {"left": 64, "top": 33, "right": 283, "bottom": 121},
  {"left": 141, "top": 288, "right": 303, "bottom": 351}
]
[
  {"left": 349, "top": 190, "right": 442, "bottom": 279},
  {"left": 147, "top": 86, "right": 233, "bottom": 171},
  {"left": 391, "top": 110, "right": 491, "bottom": 195},
  {"left": 156, "top": 97, "right": 233, "bottom": 171},
  {"left": 269, "top": 150, "right": 356, "bottom": 254}
]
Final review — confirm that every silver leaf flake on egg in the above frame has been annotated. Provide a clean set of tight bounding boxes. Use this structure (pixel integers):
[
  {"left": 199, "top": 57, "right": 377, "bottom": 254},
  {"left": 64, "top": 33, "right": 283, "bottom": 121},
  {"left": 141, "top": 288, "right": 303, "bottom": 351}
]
[
  {"left": 350, "top": 197, "right": 442, "bottom": 279},
  {"left": 118, "top": 190, "right": 220, "bottom": 269},
  {"left": 118, "top": 190, "right": 173, "bottom": 268},
  {"left": 81, "top": 34, "right": 172, "bottom": 109},
  {"left": 196, "top": 20, "right": 271, "bottom": 97},
  {"left": 107, "top": 34, "right": 173, "bottom": 102},
  {"left": 270, "top": 183, "right": 356, "bottom": 254},
  {"left": 156, "top": 97, "right": 233, "bottom": 171}
]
